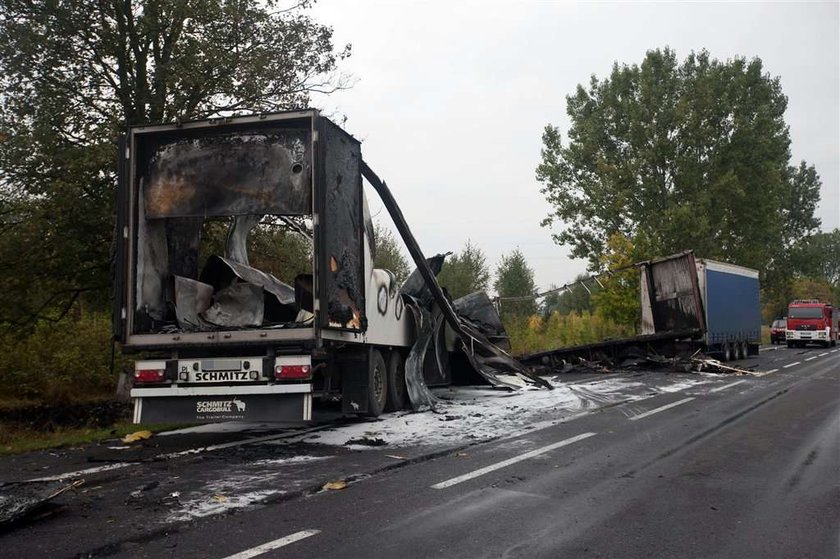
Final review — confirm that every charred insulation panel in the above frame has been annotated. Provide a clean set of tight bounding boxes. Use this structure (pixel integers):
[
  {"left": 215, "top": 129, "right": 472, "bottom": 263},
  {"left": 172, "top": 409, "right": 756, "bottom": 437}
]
[
  {"left": 143, "top": 129, "right": 312, "bottom": 218},
  {"left": 643, "top": 252, "right": 705, "bottom": 333},
  {"left": 317, "top": 120, "right": 366, "bottom": 331}
]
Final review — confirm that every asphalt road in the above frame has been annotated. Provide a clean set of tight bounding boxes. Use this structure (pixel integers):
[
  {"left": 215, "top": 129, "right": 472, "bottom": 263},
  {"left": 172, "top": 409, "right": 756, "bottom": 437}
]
[{"left": 1, "top": 344, "right": 838, "bottom": 558}]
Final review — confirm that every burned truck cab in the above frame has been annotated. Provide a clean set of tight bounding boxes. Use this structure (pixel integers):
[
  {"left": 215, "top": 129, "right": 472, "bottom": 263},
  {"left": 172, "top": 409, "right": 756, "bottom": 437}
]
[{"left": 113, "top": 110, "right": 412, "bottom": 423}]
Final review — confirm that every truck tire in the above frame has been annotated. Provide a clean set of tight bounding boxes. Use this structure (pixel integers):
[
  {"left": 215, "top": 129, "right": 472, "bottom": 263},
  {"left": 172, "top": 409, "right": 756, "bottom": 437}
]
[
  {"left": 366, "top": 349, "right": 388, "bottom": 417},
  {"left": 786, "top": 341, "right": 793, "bottom": 348},
  {"left": 737, "top": 341, "right": 746, "bottom": 360},
  {"left": 723, "top": 342, "right": 735, "bottom": 362},
  {"left": 385, "top": 350, "right": 407, "bottom": 412},
  {"left": 718, "top": 343, "right": 729, "bottom": 362}
]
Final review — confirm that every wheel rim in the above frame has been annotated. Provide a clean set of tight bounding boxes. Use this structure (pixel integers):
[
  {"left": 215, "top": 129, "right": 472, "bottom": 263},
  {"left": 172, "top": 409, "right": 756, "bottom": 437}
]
[{"left": 373, "top": 363, "right": 385, "bottom": 403}]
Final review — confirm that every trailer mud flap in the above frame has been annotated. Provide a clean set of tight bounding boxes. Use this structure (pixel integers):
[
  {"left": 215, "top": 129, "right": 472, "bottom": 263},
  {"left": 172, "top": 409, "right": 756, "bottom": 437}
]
[
  {"left": 338, "top": 351, "right": 374, "bottom": 415},
  {"left": 133, "top": 393, "right": 312, "bottom": 424}
]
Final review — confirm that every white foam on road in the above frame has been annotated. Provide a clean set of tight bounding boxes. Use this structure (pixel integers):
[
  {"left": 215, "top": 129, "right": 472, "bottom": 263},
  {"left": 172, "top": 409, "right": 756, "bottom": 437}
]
[
  {"left": 304, "top": 376, "right": 710, "bottom": 449},
  {"left": 166, "top": 455, "right": 329, "bottom": 522},
  {"left": 169, "top": 489, "right": 284, "bottom": 522}
]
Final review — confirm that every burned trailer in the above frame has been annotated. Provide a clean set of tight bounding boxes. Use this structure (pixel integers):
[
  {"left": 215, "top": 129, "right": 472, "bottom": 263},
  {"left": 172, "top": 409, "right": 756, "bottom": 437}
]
[
  {"left": 521, "top": 251, "right": 761, "bottom": 369},
  {"left": 114, "top": 111, "right": 415, "bottom": 423},
  {"left": 114, "top": 111, "right": 546, "bottom": 424}
]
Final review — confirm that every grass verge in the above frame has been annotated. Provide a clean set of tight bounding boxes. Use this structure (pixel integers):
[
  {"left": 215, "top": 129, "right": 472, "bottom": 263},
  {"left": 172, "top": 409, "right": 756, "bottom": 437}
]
[{"left": 0, "top": 422, "right": 186, "bottom": 456}]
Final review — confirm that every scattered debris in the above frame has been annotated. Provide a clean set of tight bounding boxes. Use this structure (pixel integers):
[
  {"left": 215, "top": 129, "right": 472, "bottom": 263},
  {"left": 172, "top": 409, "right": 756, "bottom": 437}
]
[
  {"left": 385, "top": 455, "right": 405, "bottom": 460},
  {"left": 0, "top": 479, "right": 83, "bottom": 528},
  {"left": 690, "top": 357, "right": 755, "bottom": 375},
  {"left": 322, "top": 480, "right": 347, "bottom": 491},
  {"left": 121, "top": 430, "right": 153, "bottom": 443},
  {"left": 212, "top": 494, "right": 227, "bottom": 503},
  {"left": 345, "top": 437, "right": 387, "bottom": 447}
]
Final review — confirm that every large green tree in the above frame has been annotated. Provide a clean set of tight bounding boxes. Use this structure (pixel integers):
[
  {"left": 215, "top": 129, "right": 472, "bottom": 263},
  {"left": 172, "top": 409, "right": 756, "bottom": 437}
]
[
  {"left": 436, "top": 240, "right": 491, "bottom": 300},
  {"left": 0, "top": 0, "right": 349, "bottom": 327},
  {"left": 536, "top": 48, "right": 821, "bottom": 284},
  {"left": 794, "top": 229, "right": 840, "bottom": 287},
  {"left": 494, "top": 248, "right": 538, "bottom": 318},
  {"left": 761, "top": 228, "right": 840, "bottom": 319}
]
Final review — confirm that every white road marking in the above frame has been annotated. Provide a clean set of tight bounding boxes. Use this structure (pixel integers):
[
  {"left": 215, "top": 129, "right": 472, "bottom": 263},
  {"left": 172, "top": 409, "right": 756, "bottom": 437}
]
[
  {"left": 709, "top": 380, "right": 747, "bottom": 393},
  {"left": 762, "top": 368, "right": 779, "bottom": 375},
  {"left": 628, "top": 397, "right": 695, "bottom": 421},
  {"left": 831, "top": 349, "right": 839, "bottom": 353},
  {"left": 30, "top": 462, "right": 133, "bottom": 482},
  {"left": 783, "top": 362, "right": 801, "bottom": 369},
  {"left": 805, "top": 356, "right": 817, "bottom": 361},
  {"left": 431, "top": 432, "right": 597, "bottom": 489},
  {"left": 819, "top": 352, "right": 829, "bottom": 357},
  {"left": 223, "top": 530, "right": 321, "bottom": 559}
]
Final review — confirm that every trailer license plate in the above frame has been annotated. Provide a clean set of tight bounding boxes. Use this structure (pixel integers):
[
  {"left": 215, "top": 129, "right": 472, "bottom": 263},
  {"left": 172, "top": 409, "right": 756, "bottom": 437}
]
[
  {"left": 192, "top": 370, "right": 253, "bottom": 382},
  {"left": 180, "top": 358, "right": 263, "bottom": 383}
]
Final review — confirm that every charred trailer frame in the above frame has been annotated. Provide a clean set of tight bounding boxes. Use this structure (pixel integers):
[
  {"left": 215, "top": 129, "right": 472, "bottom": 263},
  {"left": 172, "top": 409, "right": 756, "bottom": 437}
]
[
  {"left": 113, "top": 110, "right": 413, "bottom": 423},
  {"left": 640, "top": 252, "right": 761, "bottom": 361},
  {"left": 521, "top": 251, "right": 761, "bottom": 369}
]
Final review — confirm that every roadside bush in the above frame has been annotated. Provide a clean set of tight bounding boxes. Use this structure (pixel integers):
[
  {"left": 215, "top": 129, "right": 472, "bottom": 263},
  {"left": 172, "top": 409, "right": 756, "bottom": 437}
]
[
  {"left": 506, "top": 311, "right": 634, "bottom": 355},
  {"left": 0, "top": 312, "right": 128, "bottom": 405}
]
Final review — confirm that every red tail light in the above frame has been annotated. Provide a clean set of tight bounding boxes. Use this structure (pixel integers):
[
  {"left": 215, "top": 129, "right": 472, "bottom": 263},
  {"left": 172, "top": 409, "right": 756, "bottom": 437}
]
[
  {"left": 274, "top": 365, "right": 311, "bottom": 380},
  {"left": 134, "top": 369, "right": 166, "bottom": 383}
]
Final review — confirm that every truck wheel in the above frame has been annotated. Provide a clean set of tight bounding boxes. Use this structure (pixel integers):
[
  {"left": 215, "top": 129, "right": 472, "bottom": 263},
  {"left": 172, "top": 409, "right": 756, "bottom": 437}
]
[
  {"left": 718, "top": 343, "right": 728, "bottom": 362},
  {"left": 726, "top": 343, "right": 736, "bottom": 362},
  {"left": 786, "top": 341, "right": 793, "bottom": 348},
  {"left": 385, "top": 351, "right": 407, "bottom": 412},
  {"left": 366, "top": 349, "right": 388, "bottom": 417}
]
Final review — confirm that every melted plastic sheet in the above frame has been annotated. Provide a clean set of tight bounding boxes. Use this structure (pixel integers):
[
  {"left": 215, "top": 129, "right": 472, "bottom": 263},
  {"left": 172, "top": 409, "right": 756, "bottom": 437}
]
[
  {"left": 453, "top": 291, "right": 512, "bottom": 352},
  {"left": 403, "top": 298, "right": 442, "bottom": 412}
]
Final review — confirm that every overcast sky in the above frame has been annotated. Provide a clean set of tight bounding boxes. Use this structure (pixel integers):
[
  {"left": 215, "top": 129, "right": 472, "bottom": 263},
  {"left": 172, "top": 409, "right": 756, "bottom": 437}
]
[{"left": 311, "top": 1, "right": 840, "bottom": 291}]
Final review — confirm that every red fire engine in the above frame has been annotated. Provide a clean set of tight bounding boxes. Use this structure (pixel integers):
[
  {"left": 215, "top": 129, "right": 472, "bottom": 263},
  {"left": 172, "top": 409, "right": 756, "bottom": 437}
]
[{"left": 785, "top": 299, "right": 838, "bottom": 348}]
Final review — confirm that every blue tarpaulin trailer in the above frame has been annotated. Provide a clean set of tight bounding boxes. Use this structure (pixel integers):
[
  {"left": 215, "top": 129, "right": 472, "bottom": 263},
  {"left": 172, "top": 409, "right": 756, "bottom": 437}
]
[
  {"left": 521, "top": 251, "right": 762, "bottom": 369},
  {"left": 640, "top": 253, "right": 761, "bottom": 361}
]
